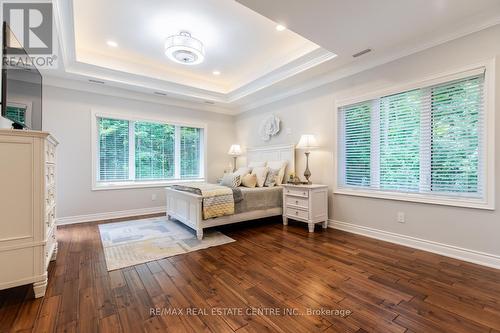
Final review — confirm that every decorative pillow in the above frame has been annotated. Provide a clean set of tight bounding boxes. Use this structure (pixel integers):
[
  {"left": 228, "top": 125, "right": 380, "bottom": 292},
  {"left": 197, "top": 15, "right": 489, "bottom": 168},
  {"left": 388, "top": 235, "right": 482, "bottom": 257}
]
[
  {"left": 267, "top": 160, "right": 288, "bottom": 185},
  {"left": 251, "top": 166, "right": 269, "bottom": 187},
  {"left": 248, "top": 161, "right": 266, "bottom": 169},
  {"left": 241, "top": 173, "right": 257, "bottom": 188},
  {"left": 220, "top": 173, "right": 241, "bottom": 188},
  {"left": 234, "top": 167, "right": 251, "bottom": 178},
  {"left": 264, "top": 168, "right": 280, "bottom": 187}
]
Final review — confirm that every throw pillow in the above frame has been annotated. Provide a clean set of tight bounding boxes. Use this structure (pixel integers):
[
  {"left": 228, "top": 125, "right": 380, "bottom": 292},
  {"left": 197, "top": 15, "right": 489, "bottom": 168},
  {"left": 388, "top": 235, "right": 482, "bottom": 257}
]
[
  {"left": 241, "top": 173, "right": 257, "bottom": 188},
  {"left": 267, "top": 160, "right": 288, "bottom": 185},
  {"left": 264, "top": 168, "right": 280, "bottom": 187},
  {"left": 220, "top": 173, "right": 241, "bottom": 188},
  {"left": 251, "top": 166, "right": 269, "bottom": 187},
  {"left": 234, "top": 167, "right": 251, "bottom": 178}
]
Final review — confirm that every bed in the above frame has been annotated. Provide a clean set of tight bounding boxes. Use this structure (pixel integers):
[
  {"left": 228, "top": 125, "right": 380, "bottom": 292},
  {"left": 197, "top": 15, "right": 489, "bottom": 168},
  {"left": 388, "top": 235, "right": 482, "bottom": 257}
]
[{"left": 165, "top": 144, "right": 295, "bottom": 239}]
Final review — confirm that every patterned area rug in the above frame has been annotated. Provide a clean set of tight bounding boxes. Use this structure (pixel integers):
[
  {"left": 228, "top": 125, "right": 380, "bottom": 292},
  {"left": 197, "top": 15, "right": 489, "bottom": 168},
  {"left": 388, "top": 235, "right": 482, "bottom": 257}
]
[{"left": 98, "top": 216, "right": 235, "bottom": 271}]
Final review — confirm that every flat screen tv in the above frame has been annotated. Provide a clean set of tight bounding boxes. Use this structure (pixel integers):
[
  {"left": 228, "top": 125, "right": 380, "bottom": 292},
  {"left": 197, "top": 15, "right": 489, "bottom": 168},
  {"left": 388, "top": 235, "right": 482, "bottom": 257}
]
[{"left": 1, "top": 22, "right": 43, "bottom": 130}]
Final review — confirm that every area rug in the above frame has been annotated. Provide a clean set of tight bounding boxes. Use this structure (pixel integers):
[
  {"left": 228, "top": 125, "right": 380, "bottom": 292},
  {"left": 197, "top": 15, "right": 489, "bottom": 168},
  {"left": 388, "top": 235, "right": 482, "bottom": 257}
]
[{"left": 98, "top": 216, "right": 235, "bottom": 271}]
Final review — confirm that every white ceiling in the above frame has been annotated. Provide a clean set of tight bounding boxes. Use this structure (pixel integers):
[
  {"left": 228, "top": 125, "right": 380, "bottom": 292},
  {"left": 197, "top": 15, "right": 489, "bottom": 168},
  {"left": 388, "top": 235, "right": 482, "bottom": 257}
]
[
  {"left": 49, "top": 0, "right": 500, "bottom": 114},
  {"left": 73, "top": 0, "right": 324, "bottom": 93},
  {"left": 236, "top": 0, "right": 500, "bottom": 59}
]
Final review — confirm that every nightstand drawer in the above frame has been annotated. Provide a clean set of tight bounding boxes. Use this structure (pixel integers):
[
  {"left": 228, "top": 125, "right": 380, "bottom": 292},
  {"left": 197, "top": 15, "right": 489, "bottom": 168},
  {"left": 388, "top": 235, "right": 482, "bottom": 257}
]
[
  {"left": 286, "top": 207, "right": 309, "bottom": 221},
  {"left": 284, "top": 187, "right": 309, "bottom": 198},
  {"left": 285, "top": 196, "right": 309, "bottom": 209}
]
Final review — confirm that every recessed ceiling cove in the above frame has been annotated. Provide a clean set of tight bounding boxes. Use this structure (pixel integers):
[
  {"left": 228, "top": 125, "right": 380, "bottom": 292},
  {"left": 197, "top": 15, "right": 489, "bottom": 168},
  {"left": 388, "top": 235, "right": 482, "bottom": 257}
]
[{"left": 54, "top": 0, "right": 336, "bottom": 103}]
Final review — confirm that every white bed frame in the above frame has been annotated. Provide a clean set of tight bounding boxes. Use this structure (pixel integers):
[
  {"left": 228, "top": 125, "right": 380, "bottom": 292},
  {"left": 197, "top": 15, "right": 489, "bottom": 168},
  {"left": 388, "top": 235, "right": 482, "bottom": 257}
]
[{"left": 165, "top": 144, "right": 295, "bottom": 239}]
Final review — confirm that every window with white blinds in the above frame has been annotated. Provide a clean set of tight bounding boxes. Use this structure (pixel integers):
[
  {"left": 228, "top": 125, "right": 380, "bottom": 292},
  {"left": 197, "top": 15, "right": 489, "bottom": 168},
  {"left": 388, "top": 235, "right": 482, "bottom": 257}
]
[
  {"left": 98, "top": 118, "right": 129, "bottom": 181},
  {"left": 337, "top": 72, "right": 486, "bottom": 204},
  {"left": 180, "top": 127, "right": 202, "bottom": 179},
  {"left": 97, "top": 116, "right": 204, "bottom": 185},
  {"left": 135, "top": 121, "right": 175, "bottom": 180}
]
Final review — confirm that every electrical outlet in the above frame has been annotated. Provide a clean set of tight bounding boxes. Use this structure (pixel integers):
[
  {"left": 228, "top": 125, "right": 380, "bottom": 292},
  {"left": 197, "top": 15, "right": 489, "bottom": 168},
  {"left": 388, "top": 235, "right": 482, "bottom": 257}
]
[
  {"left": 397, "top": 212, "right": 405, "bottom": 223},
  {"left": 151, "top": 194, "right": 157, "bottom": 201}
]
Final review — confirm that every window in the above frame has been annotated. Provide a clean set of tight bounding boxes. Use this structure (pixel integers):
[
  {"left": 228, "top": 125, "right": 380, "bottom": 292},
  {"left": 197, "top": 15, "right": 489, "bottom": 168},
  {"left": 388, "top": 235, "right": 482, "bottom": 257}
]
[
  {"left": 98, "top": 118, "right": 129, "bottom": 181},
  {"left": 95, "top": 114, "right": 204, "bottom": 189},
  {"left": 135, "top": 122, "right": 175, "bottom": 180},
  {"left": 337, "top": 70, "right": 491, "bottom": 208}
]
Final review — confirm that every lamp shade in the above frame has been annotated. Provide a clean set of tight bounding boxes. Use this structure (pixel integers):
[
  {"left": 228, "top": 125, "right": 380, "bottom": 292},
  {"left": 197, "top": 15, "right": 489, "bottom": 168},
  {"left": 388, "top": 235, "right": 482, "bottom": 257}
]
[
  {"left": 228, "top": 144, "right": 242, "bottom": 156},
  {"left": 296, "top": 134, "right": 318, "bottom": 150}
]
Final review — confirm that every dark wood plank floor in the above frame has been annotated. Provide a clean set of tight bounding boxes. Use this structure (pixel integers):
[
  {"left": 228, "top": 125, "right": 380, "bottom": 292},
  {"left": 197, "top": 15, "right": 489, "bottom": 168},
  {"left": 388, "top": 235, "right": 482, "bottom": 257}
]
[{"left": 1, "top": 215, "right": 500, "bottom": 333}]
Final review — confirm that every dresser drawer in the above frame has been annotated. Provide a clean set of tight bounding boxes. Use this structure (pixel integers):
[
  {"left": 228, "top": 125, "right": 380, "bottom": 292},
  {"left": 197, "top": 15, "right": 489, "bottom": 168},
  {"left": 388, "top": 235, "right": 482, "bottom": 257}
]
[
  {"left": 286, "top": 207, "right": 309, "bottom": 221},
  {"left": 285, "top": 196, "right": 309, "bottom": 209},
  {"left": 284, "top": 187, "right": 309, "bottom": 198}
]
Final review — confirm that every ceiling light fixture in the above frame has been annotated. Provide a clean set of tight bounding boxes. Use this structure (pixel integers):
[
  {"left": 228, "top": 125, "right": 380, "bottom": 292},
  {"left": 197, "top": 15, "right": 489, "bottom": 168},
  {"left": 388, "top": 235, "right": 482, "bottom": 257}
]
[
  {"left": 275, "top": 24, "right": 286, "bottom": 31},
  {"left": 106, "top": 40, "right": 118, "bottom": 48},
  {"left": 165, "top": 31, "right": 205, "bottom": 65},
  {"left": 212, "top": 70, "right": 220, "bottom": 76}
]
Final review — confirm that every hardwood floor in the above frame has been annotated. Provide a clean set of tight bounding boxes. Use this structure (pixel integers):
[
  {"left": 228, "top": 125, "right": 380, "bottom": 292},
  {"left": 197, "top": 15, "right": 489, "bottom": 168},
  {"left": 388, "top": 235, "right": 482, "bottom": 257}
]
[{"left": 1, "top": 216, "right": 500, "bottom": 333}]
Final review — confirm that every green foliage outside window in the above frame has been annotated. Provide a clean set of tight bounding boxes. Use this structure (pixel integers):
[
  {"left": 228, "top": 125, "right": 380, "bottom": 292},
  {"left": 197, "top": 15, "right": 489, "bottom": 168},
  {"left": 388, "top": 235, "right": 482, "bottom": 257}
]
[
  {"left": 431, "top": 77, "right": 480, "bottom": 193},
  {"left": 180, "top": 127, "right": 201, "bottom": 178},
  {"left": 98, "top": 117, "right": 202, "bottom": 182},
  {"left": 135, "top": 122, "right": 175, "bottom": 180},
  {"left": 98, "top": 118, "right": 129, "bottom": 181},
  {"left": 344, "top": 102, "right": 371, "bottom": 187},
  {"left": 379, "top": 90, "right": 421, "bottom": 191},
  {"left": 340, "top": 74, "right": 482, "bottom": 196}
]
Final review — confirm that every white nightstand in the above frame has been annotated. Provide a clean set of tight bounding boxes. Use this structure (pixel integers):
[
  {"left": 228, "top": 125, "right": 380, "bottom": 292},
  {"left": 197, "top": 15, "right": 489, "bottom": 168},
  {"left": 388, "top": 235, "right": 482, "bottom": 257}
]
[{"left": 282, "top": 184, "right": 329, "bottom": 232}]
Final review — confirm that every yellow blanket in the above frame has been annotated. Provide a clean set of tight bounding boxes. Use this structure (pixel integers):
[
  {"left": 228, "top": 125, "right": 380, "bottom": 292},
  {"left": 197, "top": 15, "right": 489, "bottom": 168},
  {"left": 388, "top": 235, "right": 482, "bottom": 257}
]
[{"left": 172, "top": 183, "right": 234, "bottom": 219}]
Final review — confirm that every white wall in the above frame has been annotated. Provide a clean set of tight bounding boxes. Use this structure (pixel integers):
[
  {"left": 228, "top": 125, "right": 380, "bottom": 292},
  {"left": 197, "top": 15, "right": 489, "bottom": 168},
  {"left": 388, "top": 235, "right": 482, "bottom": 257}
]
[
  {"left": 43, "top": 85, "right": 235, "bottom": 219},
  {"left": 235, "top": 24, "right": 500, "bottom": 257}
]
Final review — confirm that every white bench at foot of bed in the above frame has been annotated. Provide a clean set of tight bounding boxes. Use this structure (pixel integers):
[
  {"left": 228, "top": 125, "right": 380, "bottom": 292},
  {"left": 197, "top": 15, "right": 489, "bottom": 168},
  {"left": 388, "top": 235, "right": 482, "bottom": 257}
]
[{"left": 165, "top": 187, "right": 282, "bottom": 240}]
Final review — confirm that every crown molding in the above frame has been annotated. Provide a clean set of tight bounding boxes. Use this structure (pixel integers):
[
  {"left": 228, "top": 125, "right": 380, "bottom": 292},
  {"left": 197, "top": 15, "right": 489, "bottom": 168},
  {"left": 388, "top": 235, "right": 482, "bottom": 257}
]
[
  {"left": 43, "top": 75, "right": 235, "bottom": 115},
  {"left": 236, "top": 18, "right": 500, "bottom": 113},
  {"left": 52, "top": 0, "right": 500, "bottom": 115},
  {"left": 52, "top": 0, "right": 335, "bottom": 106},
  {"left": 227, "top": 48, "right": 336, "bottom": 102}
]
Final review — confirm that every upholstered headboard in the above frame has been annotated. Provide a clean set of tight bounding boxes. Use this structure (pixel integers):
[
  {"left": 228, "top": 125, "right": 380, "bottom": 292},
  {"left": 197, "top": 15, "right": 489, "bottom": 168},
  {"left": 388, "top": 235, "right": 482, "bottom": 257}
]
[{"left": 247, "top": 144, "right": 295, "bottom": 179}]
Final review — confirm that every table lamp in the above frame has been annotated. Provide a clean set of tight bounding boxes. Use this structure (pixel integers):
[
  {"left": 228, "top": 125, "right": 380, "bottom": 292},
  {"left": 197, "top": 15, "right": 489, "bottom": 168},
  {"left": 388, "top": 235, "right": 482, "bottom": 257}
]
[
  {"left": 227, "top": 144, "right": 242, "bottom": 172},
  {"left": 296, "top": 135, "right": 318, "bottom": 184}
]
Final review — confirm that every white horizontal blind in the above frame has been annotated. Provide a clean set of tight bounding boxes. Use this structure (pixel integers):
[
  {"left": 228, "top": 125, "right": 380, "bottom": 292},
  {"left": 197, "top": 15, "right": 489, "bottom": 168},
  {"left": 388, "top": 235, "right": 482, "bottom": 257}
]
[
  {"left": 338, "top": 72, "right": 485, "bottom": 199},
  {"left": 97, "top": 116, "right": 203, "bottom": 183},
  {"left": 379, "top": 89, "right": 421, "bottom": 191},
  {"left": 428, "top": 75, "right": 484, "bottom": 196},
  {"left": 98, "top": 117, "right": 130, "bottom": 181},
  {"left": 339, "top": 102, "right": 372, "bottom": 187},
  {"left": 180, "top": 127, "right": 202, "bottom": 179},
  {"left": 135, "top": 121, "right": 175, "bottom": 180}
]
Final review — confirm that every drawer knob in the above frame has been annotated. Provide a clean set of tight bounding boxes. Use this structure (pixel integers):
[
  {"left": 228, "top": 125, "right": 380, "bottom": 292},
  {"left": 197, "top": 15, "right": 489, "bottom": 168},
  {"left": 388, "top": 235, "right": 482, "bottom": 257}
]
[
  {"left": 295, "top": 211, "right": 298, "bottom": 215},
  {"left": 303, "top": 192, "right": 306, "bottom": 195},
  {"left": 295, "top": 200, "right": 299, "bottom": 204}
]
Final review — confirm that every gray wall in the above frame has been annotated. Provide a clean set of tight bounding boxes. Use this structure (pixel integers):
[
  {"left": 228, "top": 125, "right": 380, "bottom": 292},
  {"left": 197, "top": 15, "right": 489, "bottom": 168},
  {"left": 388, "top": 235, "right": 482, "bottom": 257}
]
[
  {"left": 235, "top": 25, "right": 500, "bottom": 256},
  {"left": 43, "top": 86, "right": 235, "bottom": 219}
]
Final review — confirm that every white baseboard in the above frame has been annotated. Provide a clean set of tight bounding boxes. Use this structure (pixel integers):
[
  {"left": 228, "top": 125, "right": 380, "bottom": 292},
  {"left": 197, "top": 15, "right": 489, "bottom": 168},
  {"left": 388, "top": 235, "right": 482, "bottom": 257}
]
[
  {"left": 56, "top": 206, "right": 166, "bottom": 226},
  {"left": 328, "top": 219, "right": 500, "bottom": 269}
]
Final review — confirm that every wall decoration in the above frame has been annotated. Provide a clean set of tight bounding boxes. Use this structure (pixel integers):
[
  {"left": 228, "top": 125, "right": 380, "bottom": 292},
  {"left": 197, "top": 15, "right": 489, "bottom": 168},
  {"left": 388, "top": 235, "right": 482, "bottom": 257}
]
[{"left": 259, "top": 114, "right": 280, "bottom": 141}]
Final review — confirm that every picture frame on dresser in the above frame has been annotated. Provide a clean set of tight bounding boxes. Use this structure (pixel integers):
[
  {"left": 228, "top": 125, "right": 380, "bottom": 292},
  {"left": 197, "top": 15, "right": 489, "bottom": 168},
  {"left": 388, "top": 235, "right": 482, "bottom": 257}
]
[{"left": 0, "top": 129, "right": 58, "bottom": 298}]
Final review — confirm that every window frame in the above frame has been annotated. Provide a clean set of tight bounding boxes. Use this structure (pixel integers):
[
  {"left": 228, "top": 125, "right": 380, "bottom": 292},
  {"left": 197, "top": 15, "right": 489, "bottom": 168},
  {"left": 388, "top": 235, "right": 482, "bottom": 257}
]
[
  {"left": 91, "top": 110, "right": 207, "bottom": 191},
  {"left": 333, "top": 61, "right": 495, "bottom": 210}
]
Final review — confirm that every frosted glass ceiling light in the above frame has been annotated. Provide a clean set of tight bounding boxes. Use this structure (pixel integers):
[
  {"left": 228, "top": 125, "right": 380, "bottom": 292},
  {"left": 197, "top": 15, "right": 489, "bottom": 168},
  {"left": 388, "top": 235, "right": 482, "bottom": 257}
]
[{"left": 165, "top": 31, "right": 205, "bottom": 65}]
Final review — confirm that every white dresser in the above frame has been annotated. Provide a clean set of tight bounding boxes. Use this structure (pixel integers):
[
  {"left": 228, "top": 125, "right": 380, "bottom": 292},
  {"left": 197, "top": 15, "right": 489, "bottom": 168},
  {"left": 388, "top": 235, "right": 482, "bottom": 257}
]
[
  {"left": 0, "top": 129, "right": 58, "bottom": 298},
  {"left": 282, "top": 184, "right": 329, "bottom": 232}
]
